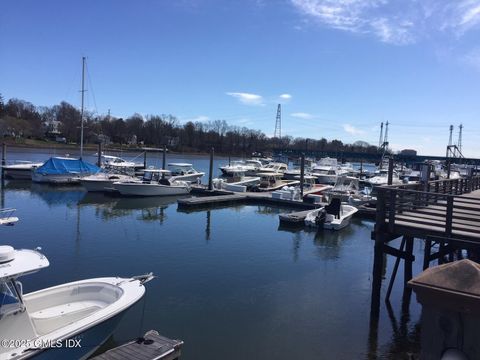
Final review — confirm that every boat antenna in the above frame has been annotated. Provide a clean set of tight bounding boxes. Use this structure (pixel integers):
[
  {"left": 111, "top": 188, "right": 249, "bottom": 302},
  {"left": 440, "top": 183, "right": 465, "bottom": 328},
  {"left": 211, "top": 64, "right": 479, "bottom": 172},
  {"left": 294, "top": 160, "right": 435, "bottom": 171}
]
[{"left": 80, "top": 56, "right": 86, "bottom": 159}]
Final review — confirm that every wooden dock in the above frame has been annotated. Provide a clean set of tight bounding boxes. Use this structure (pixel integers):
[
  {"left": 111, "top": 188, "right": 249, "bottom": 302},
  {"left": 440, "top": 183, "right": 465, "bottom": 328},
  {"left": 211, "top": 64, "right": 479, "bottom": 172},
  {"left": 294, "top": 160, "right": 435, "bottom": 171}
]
[
  {"left": 370, "top": 176, "right": 480, "bottom": 314},
  {"left": 92, "top": 330, "right": 183, "bottom": 360},
  {"left": 178, "top": 190, "right": 321, "bottom": 211}
]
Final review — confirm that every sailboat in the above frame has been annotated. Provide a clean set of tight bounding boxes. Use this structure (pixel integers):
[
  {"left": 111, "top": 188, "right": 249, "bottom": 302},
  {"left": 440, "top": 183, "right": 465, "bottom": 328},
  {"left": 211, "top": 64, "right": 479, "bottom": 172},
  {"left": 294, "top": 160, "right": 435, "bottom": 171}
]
[{"left": 32, "top": 57, "right": 100, "bottom": 185}]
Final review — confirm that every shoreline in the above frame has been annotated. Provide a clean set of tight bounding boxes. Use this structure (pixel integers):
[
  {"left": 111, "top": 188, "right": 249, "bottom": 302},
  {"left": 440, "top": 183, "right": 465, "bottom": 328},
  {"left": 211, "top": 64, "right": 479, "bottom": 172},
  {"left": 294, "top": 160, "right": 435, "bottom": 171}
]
[{"left": 1, "top": 140, "right": 241, "bottom": 158}]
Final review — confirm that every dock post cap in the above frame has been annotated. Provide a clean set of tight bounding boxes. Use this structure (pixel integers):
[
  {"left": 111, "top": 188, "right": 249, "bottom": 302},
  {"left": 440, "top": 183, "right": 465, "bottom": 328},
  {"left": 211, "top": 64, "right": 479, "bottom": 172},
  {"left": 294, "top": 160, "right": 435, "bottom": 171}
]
[{"left": 409, "top": 259, "right": 480, "bottom": 313}]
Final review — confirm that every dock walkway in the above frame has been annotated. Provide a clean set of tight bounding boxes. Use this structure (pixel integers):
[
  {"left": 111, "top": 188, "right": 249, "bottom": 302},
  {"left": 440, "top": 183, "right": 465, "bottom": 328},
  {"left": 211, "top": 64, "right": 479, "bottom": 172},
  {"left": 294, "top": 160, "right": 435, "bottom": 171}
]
[
  {"left": 92, "top": 330, "right": 183, "bottom": 360},
  {"left": 371, "top": 176, "right": 480, "bottom": 313},
  {"left": 178, "top": 190, "right": 318, "bottom": 211}
]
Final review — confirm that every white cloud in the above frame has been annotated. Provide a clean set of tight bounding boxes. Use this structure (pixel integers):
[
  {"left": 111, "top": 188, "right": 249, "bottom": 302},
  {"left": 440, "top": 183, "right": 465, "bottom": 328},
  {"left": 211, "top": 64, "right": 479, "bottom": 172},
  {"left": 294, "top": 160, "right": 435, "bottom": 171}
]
[
  {"left": 279, "top": 93, "right": 292, "bottom": 101},
  {"left": 461, "top": 47, "right": 480, "bottom": 71},
  {"left": 441, "top": 0, "right": 480, "bottom": 33},
  {"left": 226, "top": 92, "right": 264, "bottom": 106},
  {"left": 343, "top": 123, "right": 366, "bottom": 135},
  {"left": 290, "top": 0, "right": 480, "bottom": 45},
  {"left": 291, "top": 112, "right": 314, "bottom": 119}
]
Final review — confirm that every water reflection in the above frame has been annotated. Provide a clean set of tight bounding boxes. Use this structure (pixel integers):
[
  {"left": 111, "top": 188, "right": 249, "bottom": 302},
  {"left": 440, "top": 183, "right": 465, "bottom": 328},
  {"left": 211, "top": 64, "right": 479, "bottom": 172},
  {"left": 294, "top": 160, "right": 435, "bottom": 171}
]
[
  {"left": 79, "top": 193, "right": 189, "bottom": 223},
  {"left": 0, "top": 177, "right": 423, "bottom": 359},
  {"left": 367, "top": 298, "right": 420, "bottom": 359},
  {"left": 205, "top": 210, "right": 211, "bottom": 241}
]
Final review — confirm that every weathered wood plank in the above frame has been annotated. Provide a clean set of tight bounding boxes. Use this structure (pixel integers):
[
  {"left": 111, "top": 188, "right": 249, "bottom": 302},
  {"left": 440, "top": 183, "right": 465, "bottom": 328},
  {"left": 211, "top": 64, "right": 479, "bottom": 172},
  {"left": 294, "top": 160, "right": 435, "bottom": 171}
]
[{"left": 92, "top": 330, "right": 183, "bottom": 360}]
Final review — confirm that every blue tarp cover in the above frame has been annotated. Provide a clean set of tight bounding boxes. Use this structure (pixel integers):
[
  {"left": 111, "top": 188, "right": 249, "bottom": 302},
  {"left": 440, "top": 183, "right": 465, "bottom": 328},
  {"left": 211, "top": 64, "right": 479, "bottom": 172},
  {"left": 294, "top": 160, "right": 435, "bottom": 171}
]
[{"left": 35, "top": 157, "right": 100, "bottom": 175}]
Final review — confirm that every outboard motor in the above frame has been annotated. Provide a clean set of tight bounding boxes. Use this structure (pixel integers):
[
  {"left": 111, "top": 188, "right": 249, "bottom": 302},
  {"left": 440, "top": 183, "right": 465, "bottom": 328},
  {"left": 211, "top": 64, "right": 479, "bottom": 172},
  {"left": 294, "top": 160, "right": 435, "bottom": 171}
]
[{"left": 315, "top": 208, "right": 327, "bottom": 228}]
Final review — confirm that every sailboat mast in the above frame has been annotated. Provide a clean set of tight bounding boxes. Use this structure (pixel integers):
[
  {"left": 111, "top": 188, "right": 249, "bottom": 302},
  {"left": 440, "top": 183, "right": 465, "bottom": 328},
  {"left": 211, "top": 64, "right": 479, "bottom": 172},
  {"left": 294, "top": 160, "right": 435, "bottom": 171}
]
[{"left": 80, "top": 56, "right": 86, "bottom": 159}]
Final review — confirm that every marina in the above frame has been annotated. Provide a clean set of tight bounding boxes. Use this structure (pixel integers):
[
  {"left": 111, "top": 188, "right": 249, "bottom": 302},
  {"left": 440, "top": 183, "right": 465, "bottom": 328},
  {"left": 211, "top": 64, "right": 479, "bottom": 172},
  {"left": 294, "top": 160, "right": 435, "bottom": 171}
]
[
  {"left": 3, "top": 3, "right": 480, "bottom": 357},
  {"left": 0, "top": 175, "right": 419, "bottom": 359},
  {"left": 3, "top": 144, "right": 480, "bottom": 359}
]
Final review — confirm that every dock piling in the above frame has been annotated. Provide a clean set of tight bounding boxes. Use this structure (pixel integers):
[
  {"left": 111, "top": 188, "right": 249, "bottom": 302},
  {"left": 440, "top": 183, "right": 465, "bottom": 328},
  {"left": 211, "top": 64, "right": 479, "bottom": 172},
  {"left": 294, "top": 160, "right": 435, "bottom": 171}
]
[
  {"left": 1, "top": 143, "right": 6, "bottom": 166},
  {"left": 208, "top": 147, "right": 214, "bottom": 190},
  {"left": 162, "top": 145, "right": 167, "bottom": 178},
  {"left": 97, "top": 143, "right": 102, "bottom": 167},
  {"left": 143, "top": 151, "right": 147, "bottom": 169},
  {"left": 162, "top": 145, "right": 166, "bottom": 170},
  {"left": 387, "top": 157, "right": 393, "bottom": 185},
  {"left": 300, "top": 153, "right": 305, "bottom": 197},
  {"left": 404, "top": 236, "right": 414, "bottom": 289},
  {"left": 1, "top": 143, "right": 5, "bottom": 181}
]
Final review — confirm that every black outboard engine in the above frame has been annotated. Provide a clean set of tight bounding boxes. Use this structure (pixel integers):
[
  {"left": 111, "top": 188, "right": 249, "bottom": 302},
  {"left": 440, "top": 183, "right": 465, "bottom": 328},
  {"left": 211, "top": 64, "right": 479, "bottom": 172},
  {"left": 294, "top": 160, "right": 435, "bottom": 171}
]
[{"left": 315, "top": 208, "right": 326, "bottom": 227}]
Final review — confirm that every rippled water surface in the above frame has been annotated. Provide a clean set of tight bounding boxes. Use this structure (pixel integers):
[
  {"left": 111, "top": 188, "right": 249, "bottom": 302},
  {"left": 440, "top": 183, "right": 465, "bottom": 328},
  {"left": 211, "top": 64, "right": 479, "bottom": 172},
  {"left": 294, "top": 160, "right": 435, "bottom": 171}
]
[{"left": 1, "top": 149, "right": 422, "bottom": 359}]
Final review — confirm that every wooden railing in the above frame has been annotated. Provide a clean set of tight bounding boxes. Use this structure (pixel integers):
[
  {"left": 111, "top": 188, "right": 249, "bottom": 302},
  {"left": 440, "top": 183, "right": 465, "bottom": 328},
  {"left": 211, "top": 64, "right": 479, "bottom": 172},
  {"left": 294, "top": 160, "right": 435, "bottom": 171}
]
[{"left": 375, "top": 176, "right": 480, "bottom": 239}]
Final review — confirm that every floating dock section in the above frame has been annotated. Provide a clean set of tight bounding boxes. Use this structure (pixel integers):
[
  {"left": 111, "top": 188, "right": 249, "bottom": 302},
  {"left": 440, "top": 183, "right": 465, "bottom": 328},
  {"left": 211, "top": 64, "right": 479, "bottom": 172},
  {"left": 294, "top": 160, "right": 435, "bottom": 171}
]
[{"left": 92, "top": 330, "right": 183, "bottom": 360}]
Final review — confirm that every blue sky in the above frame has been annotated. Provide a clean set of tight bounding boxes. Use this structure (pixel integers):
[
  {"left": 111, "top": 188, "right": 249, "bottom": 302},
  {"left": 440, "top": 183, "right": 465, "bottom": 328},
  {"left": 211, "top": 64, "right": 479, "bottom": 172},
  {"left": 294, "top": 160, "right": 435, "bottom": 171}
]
[{"left": 1, "top": 0, "right": 480, "bottom": 157}]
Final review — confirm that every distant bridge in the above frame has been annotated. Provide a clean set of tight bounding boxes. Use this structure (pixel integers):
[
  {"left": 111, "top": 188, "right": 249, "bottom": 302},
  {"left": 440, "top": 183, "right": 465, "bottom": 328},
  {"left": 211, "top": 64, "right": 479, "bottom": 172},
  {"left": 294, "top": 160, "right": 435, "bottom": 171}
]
[{"left": 273, "top": 149, "right": 480, "bottom": 165}]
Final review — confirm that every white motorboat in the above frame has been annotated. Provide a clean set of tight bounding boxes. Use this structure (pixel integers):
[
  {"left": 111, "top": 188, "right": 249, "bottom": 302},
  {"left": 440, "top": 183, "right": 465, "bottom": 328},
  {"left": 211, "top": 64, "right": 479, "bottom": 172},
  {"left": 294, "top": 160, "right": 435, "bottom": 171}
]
[
  {"left": 212, "top": 169, "right": 260, "bottom": 192},
  {"left": 253, "top": 162, "right": 288, "bottom": 176},
  {"left": 311, "top": 158, "right": 348, "bottom": 184},
  {"left": 272, "top": 176, "right": 332, "bottom": 201},
  {"left": 168, "top": 163, "right": 205, "bottom": 183},
  {"left": 305, "top": 199, "right": 358, "bottom": 230},
  {"left": 101, "top": 154, "right": 135, "bottom": 168},
  {"left": 325, "top": 175, "right": 376, "bottom": 206},
  {"left": 114, "top": 169, "right": 191, "bottom": 196},
  {"left": 365, "top": 169, "right": 401, "bottom": 186},
  {"left": 255, "top": 172, "right": 299, "bottom": 192},
  {"left": 0, "top": 208, "right": 19, "bottom": 226},
  {"left": 219, "top": 161, "right": 256, "bottom": 176},
  {"left": 80, "top": 172, "right": 137, "bottom": 192},
  {"left": 0, "top": 245, "right": 153, "bottom": 360},
  {"left": 1, "top": 161, "right": 44, "bottom": 180},
  {"left": 32, "top": 157, "right": 101, "bottom": 185}
]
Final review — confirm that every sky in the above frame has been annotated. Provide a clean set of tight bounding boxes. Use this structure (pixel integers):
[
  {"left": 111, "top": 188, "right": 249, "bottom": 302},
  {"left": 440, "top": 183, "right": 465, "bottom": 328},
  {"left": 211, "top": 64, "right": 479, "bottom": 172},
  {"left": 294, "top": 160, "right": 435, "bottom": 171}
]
[{"left": 1, "top": 0, "right": 480, "bottom": 157}]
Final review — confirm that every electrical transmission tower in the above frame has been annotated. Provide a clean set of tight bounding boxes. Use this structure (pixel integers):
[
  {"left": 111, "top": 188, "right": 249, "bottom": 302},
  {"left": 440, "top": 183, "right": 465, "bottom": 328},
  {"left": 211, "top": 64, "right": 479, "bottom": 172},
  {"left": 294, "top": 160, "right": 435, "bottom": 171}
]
[
  {"left": 458, "top": 124, "right": 463, "bottom": 153},
  {"left": 274, "top": 104, "right": 281, "bottom": 138},
  {"left": 446, "top": 124, "right": 464, "bottom": 161}
]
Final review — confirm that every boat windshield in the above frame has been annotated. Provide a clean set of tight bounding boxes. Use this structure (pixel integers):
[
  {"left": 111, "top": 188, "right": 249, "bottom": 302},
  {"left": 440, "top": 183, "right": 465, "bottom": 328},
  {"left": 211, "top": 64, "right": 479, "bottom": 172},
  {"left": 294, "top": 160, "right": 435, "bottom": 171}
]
[
  {"left": 143, "top": 171, "right": 160, "bottom": 182},
  {"left": 170, "top": 166, "right": 194, "bottom": 175},
  {"left": 0, "top": 280, "right": 23, "bottom": 317}
]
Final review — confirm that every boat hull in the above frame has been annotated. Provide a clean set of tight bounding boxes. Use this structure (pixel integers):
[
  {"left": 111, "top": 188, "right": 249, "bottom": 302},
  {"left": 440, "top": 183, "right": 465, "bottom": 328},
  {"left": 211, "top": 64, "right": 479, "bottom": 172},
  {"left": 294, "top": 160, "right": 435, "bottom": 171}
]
[
  {"left": 2, "top": 163, "right": 43, "bottom": 180},
  {"left": 114, "top": 182, "right": 190, "bottom": 196},
  {"left": 80, "top": 179, "right": 113, "bottom": 192},
  {"left": 171, "top": 173, "right": 204, "bottom": 183},
  {"left": 314, "top": 174, "right": 337, "bottom": 184},
  {"left": 32, "top": 173, "right": 82, "bottom": 185},
  {"left": 27, "top": 313, "right": 123, "bottom": 360},
  {"left": 2, "top": 168, "right": 33, "bottom": 180}
]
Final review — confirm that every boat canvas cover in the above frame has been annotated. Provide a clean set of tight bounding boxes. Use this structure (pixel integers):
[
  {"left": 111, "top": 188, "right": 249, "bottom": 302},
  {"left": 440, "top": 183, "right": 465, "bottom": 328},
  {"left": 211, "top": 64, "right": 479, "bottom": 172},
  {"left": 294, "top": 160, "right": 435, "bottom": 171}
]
[{"left": 35, "top": 157, "right": 100, "bottom": 175}]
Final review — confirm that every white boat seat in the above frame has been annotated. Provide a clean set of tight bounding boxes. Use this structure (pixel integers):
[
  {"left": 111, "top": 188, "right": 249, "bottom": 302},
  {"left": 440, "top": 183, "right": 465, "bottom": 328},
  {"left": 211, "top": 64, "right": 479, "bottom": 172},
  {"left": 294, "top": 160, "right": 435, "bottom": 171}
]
[{"left": 30, "top": 301, "right": 103, "bottom": 335}]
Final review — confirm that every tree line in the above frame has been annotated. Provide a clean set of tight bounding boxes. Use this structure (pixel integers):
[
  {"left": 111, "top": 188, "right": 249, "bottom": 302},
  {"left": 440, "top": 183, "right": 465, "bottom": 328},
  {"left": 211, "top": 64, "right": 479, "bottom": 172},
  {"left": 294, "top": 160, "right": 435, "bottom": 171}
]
[{"left": 0, "top": 94, "right": 380, "bottom": 155}]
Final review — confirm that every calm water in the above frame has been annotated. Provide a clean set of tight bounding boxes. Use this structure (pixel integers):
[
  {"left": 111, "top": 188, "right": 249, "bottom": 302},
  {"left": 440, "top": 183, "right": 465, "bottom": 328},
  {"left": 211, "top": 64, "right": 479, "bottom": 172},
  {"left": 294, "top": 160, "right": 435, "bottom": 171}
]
[{"left": 1, "top": 150, "right": 422, "bottom": 359}]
